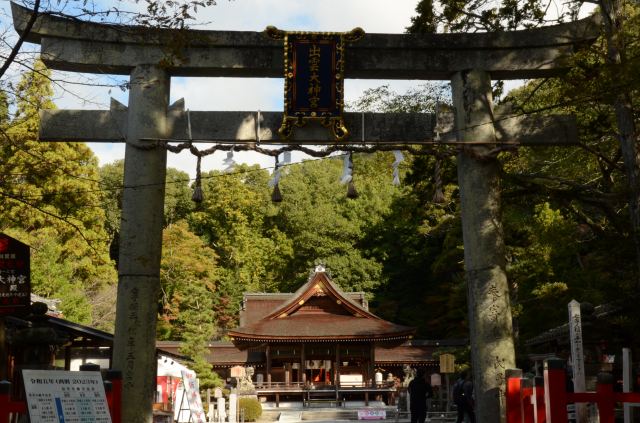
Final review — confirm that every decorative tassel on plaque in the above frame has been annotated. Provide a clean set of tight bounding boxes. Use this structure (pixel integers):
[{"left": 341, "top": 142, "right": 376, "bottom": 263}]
[
  {"left": 432, "top": 157, "right": 445, "bottom": 203},
  {"left": 192, "top": 155, "right": 203, "bottom": 203}
]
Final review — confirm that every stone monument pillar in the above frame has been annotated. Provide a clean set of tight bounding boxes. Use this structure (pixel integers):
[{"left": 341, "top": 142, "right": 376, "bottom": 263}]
[{"left": 229, "top": 392, "right": 237, "bottom": 423}]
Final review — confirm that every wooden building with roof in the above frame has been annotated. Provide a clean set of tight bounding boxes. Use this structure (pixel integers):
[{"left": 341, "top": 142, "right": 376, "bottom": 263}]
[
  {"left": 159, "top": 266, "right": 466, "bottom": 405},
  {"left": 228, "top": 266, "right": 415, "bottom": 387}
]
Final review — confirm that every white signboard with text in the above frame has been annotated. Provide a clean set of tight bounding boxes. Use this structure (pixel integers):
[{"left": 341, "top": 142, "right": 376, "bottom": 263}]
[
  {"left": 568, "top": 299, "right": 587, "bottom": 423},
  {"left": 358, "top": 409, "right": 386, "bottom": 420},
  {"left": 22, "top": 369, "right": 111, "bottom": 423},
  {"left": 181, "top": 370, "right": 206, "bottom": 423}
]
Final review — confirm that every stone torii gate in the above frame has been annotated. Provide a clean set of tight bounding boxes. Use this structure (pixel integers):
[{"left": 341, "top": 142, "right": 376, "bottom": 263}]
[{"left": 12, "top": 3, "right": 598, "bottom": 422}]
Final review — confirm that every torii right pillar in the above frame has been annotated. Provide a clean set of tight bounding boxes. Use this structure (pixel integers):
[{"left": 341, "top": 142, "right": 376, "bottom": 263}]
[{"left": 452, "top": 69, "right": 516, "bottom": 423}]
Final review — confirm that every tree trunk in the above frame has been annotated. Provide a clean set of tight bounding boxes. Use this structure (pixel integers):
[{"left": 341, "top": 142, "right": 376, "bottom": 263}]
[{"left": 601, "top": 0, "right": 640, "bottom": 291}]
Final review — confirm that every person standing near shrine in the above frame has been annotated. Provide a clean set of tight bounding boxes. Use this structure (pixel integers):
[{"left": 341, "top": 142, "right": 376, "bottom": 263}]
[
  {"left": 409, "top": 368, "right": 433, "bottom": 423},
  {"left": 453, "top": 370, "right": 475, "bottom": 423}
]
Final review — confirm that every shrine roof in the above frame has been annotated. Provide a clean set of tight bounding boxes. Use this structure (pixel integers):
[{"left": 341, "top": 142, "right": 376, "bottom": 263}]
[
  {"left": 157, "top": 341, "right": 265, "bottom": 367},
  {"left": 240, "top": 290, "right": 367, "bottom": 326},
  {"left": 229, "top": 268, "right": 414, "bottom": 342}
]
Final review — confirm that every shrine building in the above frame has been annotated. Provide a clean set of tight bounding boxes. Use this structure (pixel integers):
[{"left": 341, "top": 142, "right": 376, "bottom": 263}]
[{"left": 159, "top": 266, "right": 466, "bottom": 406}]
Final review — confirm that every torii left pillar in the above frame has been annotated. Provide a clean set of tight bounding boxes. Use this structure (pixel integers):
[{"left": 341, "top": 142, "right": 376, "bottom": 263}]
[{"left": 112, "top": 65, "right": 169, "bottom": 423}]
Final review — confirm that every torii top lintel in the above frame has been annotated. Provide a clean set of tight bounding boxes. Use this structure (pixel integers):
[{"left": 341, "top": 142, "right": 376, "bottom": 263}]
[{"left": 12, "top": 2, "right": 599, "bottom": 80}]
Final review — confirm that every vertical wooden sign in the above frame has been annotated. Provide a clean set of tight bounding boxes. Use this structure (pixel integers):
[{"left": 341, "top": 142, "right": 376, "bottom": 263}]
[
  {"left": 0, "top": 233, "right": 30, "bottom": 315},
  {"left": 568, "top": 299, "right": 587, "bottom": 423}
]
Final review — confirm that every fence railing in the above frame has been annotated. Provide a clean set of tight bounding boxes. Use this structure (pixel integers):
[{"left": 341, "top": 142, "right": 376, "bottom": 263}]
[{"left": 506, "top": 359, "right": 640, "bottom": 423}]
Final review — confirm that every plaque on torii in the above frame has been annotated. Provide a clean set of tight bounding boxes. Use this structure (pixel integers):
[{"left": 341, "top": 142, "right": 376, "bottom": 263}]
[{"left": 10, "top": 2, "right": 600, "bottom": 421}]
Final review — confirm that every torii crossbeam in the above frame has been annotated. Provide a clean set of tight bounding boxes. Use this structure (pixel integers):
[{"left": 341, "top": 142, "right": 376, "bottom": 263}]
[
  {"left": 40, "top": 99, "right": 577, "bottom": 146},
  {"left": 11, "top": 3, "right": 598, "bottom": 422}
]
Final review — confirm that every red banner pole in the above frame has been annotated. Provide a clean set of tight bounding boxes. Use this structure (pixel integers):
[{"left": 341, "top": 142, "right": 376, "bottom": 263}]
[
  {"left": 106, "top": 369, "right": 122, "bottom": 423},
  {"left": 0, "top": 380, "right": 10, "bottom": 423}
]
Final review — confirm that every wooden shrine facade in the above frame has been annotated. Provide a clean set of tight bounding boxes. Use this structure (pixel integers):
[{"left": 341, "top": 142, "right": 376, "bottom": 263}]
[{"left": 158, "top": 267, "right": 467, "bottom": 405}]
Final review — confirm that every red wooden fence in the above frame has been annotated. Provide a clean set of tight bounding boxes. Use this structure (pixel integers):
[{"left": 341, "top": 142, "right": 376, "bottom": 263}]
[{"left": 506, "top": 359, "right": 640, "bottom": 423}]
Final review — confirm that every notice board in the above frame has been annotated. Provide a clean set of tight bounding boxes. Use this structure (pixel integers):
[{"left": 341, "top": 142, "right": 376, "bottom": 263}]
[
  {"left": 22, "top": 369, "right": 111, "bottom": 422},
  {"left": 0, "top": 233, "right": 30, "bottom": 314},
  {"left": 181, "top": 369, "right": 206, "bottom": 423}
]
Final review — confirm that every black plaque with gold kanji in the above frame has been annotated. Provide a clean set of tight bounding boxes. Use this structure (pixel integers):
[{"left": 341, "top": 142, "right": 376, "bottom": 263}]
[{"left": 266, "top": 26, "right": 364, "bottom": 141}]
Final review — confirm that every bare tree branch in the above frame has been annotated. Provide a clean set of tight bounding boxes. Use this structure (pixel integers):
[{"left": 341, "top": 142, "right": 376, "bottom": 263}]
[{"left": 0, "top": 0, "right": 41, "bottom": 79}]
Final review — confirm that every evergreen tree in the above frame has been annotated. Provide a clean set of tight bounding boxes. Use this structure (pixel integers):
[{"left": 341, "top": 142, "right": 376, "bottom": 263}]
[
  {"left": 0, "top": 61, "right": 117, "bottom": 327},
  {"left": 158, "top": 221, "right": 222, "bottom": 387},
  {"left": 272, "top": 154, "right": 399, "bottom": 293},
  {"left": 188, "top": 164, "right": 294, "bottom": 330}
]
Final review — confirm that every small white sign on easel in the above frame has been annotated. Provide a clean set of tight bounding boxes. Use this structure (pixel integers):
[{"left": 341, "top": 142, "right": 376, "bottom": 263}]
[
  {"left": 22, "top": 369, "right": 111, "bottom": 423},
  {"left": 181, "top": 370, "right": 207, "bottom": 423}
]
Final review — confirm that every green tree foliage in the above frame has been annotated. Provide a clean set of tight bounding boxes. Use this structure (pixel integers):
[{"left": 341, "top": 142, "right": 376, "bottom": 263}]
[
  {"left": 269, "top": 155, "right": 394, "bottom": 292},
  {"left": 99, "top": 161, "right": 193, "bottom": 262},
  {"left": 501, "top": 74, "right": 638, "bottom": 342},
  {"left": 238, "top": 397, "right": 262, "bottom": 422},
  {"left": 158, "top": 221, "right": 222, "bottom": 387},
  {"left": 348, "top": 84, "right": 468, "bottom": 338},
  {"left": 408, "top": 0, "right": 571, "bottom": 33},
  {"left": 404, "top": 0, "right": 640, "bottom": 351},
  {"left": 0, "top": 61, "right": 117, "bottom": 328},
  {"left": 188, "top": 164, "right": 294, "bottom": 329}
]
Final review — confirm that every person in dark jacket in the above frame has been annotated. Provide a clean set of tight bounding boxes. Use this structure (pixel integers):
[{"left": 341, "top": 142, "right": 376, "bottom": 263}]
[
  {"left": 453, "top": 371, "right": 475, "bottom": 423},
  {"left": 408, "top": 368, "right": 433, "bottom": 423}
]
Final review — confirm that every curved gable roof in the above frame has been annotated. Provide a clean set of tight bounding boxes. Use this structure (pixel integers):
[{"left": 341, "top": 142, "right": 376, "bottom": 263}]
[
  {"left": 264, "top": 271, "right": 376, "bottom": 320},
  {"left": 228, "top": 269, "right": 415, "bottom": 343}
]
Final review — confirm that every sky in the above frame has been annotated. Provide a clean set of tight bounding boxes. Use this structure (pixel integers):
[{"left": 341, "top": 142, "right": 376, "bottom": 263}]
[{"left": 10, "top": 0, "right": 429, "bottom": 178}]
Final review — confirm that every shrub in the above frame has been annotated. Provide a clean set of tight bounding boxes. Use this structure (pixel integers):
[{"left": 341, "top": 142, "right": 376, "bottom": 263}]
[{"left": 238, "top": 397, "right": 262, "bottom": 422}]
